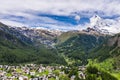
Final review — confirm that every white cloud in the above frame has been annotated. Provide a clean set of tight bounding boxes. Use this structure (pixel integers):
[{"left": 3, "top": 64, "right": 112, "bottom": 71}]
[
  {"left": 74, "top": 15, "right": 80, "bottom": 21},
  {"left": 102, "top": 19, "right": 120, "bottom": 34},
  {"left": 0, "top": 0, "right": 120, "bottom": 30},
  {"left": 0, "top": 19, "right": 28, "bottom": 27},
  {"left": 0, "top": 0, "right": 120, "bottom": 16}
]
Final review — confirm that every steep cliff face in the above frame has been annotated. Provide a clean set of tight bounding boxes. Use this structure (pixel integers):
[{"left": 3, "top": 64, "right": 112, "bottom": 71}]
[{"left": 107, "top": 34, "right": 120, "bottom": 47}]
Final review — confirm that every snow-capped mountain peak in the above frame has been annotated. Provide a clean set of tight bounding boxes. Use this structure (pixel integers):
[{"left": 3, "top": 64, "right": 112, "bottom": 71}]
[
  {"left": 90, "top": 15, "right": 101, "bottom": 27},
  {"left": 88, "top": 15, "right": 120, "bottom": 34}
]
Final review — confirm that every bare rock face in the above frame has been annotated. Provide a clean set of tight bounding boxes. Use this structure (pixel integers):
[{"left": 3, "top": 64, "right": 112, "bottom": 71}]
[
  {"left": 107, "top": 34, "right": 120, "bottom": 47},
  {"left": 118, "top": 37, "right": 120, "bottom": 47},
  {"left": 107, "top": 36, "right": 118, "bottom": 47}
]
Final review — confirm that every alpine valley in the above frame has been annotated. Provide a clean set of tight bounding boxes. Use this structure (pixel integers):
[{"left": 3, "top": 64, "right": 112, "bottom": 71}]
[{"left": 0, "top": 15, "right": 120, "bottom": 79}]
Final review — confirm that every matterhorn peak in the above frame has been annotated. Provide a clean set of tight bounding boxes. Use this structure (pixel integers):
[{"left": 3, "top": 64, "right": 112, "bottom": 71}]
[
  {"left": 85, "top": 15, "right": 120, "bottom": 35},
  {"left": 90, "top": 15, "right": 101, "bottom": 27}
]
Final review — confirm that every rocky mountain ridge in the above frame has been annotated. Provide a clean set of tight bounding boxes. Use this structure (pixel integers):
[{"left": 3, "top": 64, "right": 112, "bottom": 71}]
[
  {"left": 9, "top": 26, "right": 62, "bottom": 47},
  {"left": 1, "top": 15, "right": 120, "bottom": 48},
  {"left": 0, "top": 19, "right": 114, "bottom": 48},
  {"left": 0, "top": 22, "right": 63, "bottom": 48}
]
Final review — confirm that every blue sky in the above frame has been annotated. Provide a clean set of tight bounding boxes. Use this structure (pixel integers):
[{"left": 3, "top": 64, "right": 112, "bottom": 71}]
[{"left": 0, "top": 0, "right": 120, "bottom": 30}]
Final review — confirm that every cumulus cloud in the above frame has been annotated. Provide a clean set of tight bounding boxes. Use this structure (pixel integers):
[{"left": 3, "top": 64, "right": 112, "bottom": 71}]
[
  {"left": 0, "top": 0, "right": 120, "bottom": 16},
  {"left": 0, "top": 0, "right": 120, "bottom": 30},
  {"left": 74, "top": 15, "right": 80, "bottom": 21}
]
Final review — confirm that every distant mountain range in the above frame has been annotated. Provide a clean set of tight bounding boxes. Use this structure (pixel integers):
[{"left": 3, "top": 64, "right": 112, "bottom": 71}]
[{"left": 0, "top": 15, "right": 120, "bottom": 69}]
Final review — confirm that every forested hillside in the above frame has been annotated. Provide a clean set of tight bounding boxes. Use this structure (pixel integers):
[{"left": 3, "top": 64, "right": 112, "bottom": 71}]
[{"left": 0, "top": 27, "right": 66, "bottom": 65}]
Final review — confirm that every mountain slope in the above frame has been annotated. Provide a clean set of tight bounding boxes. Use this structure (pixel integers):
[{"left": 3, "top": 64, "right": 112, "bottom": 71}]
[
  {"left": 89, "top": 33, "right": 120, "bottom": 69},
  {"left": 57, "top": 31, "right": 79, "bottom": 44},
  {"left": 1, "top": 20, "right": 120, "bottom": 67},
  {"left": 0, "top": 22, "right": 66, "bottom": 64},
  {"left": 56, "top": 32, "right": 107, "bottom": 65},
  {"left": 0, "top": 22, "right": 33, "bottom": 45}
]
